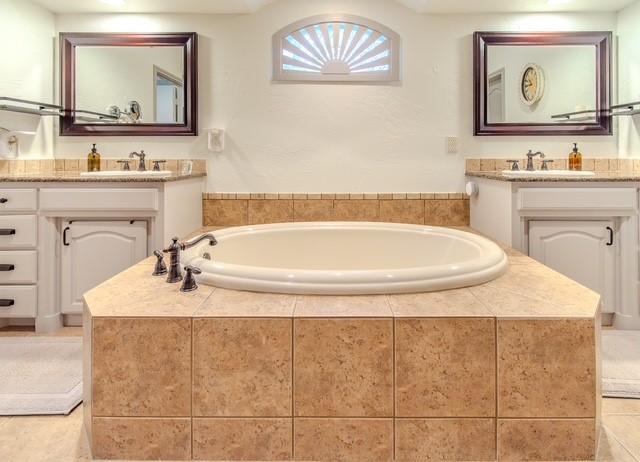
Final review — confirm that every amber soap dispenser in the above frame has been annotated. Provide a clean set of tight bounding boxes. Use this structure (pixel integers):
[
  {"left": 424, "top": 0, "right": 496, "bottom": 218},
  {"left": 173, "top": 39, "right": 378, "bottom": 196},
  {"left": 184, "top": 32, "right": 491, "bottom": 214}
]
[
  {"left": 569, "top": 143, "right": 583, "bottom": 171},
  {"left": 87, "top": 144, "right": 101, "bottom": 172}
]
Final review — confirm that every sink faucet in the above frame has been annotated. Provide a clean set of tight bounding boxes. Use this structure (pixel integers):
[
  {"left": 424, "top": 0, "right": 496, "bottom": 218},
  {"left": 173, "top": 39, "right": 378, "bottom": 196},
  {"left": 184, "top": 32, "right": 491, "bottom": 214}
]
[
  {"left": 162, "top": 234, "right": 217, "bottom": 283},
  {"left": 129, "top": 150, "right": 147, "bottom": 172},
  {"left": 525, "top": 150, "right": 546, "bottom": 171}
]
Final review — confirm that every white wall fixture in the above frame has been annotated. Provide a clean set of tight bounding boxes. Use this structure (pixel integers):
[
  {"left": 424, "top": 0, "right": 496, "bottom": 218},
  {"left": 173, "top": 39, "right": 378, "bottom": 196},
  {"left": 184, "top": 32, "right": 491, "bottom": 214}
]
[
  {"left": 0, "top": 128, "right": 19, "bottom": 158},
  {"left": 272, "top": 14, "right": 401, "bottom": 82},
  {"left": 207, "top": 128, "right": 225, "bottom": 152}
]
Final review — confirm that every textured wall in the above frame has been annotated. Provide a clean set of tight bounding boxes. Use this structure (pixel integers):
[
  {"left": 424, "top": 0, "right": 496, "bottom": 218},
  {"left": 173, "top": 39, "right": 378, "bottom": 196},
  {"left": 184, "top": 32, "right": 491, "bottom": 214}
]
[
  {"left": 0, "top": 0, "right": 55, "bottom": 157},
  {"left": 617, "top": 0, "right": 640, "bottom": 158},
  {"left": 0, "top": 0, "right": 622, "bottom": 191}
]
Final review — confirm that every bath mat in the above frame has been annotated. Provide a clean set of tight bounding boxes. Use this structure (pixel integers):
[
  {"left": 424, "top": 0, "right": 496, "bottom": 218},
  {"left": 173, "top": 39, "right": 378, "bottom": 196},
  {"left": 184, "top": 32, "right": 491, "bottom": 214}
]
[
  {"left": 0, "top": 337, "right": 82, "bottom": 415},
  {"left": 602, "top": 330, "right": 640, "bottom": 399}
]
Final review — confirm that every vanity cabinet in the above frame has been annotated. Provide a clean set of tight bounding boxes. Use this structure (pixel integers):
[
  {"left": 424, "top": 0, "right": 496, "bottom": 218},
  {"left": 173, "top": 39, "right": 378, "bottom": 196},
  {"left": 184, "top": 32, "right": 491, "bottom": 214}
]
[
  {"left": 60, "top": 220, "right": 148, "bottom": 314},
  {"left": 0, "top": 177, "right": 204, "bottom": 332},
  {"left": 529, "top": 220, "right": 616, "bottom": 313},
  {"left": 468, "top": 178, "right": 639, "bottom": 329}
]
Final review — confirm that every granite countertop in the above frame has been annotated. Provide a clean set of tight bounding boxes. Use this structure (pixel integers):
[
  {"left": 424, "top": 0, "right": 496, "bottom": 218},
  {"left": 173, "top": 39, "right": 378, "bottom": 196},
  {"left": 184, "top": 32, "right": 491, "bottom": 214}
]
[
  {"left": 84, "top": 226, "right": 600, "bottom": 320},
  {"left": 466, "top": 170, "right": 640, "bottom": 182},
  {"left": 0, "top": 172, "right": 206, "bottom": 183}
]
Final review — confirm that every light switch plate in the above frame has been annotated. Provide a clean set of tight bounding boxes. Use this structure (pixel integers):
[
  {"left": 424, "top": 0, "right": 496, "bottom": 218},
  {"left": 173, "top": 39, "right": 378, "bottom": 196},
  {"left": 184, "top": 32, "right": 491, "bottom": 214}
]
[{"left": 207, "top": 129, "right": 225, "bottom": 153}]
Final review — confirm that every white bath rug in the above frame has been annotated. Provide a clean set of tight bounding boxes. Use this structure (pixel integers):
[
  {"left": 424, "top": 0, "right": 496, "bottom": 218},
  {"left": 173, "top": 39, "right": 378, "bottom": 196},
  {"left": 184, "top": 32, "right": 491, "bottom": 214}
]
[
  {"left": 0, "top": 337, "right": 83, "bottom": 415},
  {"left": 602, "top": 330, "right": 640, "bottom": 399}
]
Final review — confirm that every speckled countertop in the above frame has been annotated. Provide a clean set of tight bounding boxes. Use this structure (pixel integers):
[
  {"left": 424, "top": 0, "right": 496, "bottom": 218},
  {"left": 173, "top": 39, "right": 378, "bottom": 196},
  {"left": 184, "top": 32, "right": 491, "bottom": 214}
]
[
  {"left": 466, "top": 170, "right": 640, "bottom": 182},
  {"left": 0, "top": 172, "right": 206, "bottom": 183},
  {"left": 84, "top": 226, "right": 600, "bottom": 320}
]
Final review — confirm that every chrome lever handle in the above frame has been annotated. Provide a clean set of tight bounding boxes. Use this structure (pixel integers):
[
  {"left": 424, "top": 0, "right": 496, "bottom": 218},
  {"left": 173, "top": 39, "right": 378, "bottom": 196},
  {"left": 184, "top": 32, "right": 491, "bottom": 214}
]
[{"left": 506, "top": 160, "right": 520, "bottom": 171}]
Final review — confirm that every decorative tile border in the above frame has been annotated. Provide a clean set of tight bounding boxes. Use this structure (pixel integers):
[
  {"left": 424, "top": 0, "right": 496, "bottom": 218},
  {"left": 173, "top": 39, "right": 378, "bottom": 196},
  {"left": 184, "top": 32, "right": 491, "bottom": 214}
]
[
  {"left": 0, "top": 159, "right": 207, "bottom": 175},
  {"left": 466, "top": 158, "right": 638, "bottom": 174},
  {"left": 204, "top": 192, "right": 466, "bottom": 200},
  {"left": 202, "top": 193, "right": 470, "bottom": 227}
]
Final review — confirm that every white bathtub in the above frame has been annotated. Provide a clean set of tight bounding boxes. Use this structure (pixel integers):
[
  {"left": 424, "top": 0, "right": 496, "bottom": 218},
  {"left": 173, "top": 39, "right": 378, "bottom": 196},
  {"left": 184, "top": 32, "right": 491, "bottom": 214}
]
[{"left": 181, "top": 222, "right": 509, "bottom": 295}]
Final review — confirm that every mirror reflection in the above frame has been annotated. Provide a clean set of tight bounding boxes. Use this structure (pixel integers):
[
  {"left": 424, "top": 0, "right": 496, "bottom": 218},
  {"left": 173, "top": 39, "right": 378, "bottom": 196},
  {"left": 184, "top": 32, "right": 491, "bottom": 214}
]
[
  {"left": 486, "top": 45, "right": 597, "bottom": 124},
  {"left": 75, "top": 46, "right": 185, "bottom": 124}
]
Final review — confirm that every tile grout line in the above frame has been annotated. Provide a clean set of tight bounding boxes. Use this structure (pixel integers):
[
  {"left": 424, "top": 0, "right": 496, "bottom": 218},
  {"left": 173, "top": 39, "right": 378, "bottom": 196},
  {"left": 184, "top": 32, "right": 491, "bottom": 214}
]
[
  {"left": 392, "top": 315, "right": 396, "bottom": 461},
  {"left": 494, "top": 317, "right": 499, "bottom": 461},
  {"left": 191, "top": 318, "right": 194, "bottom": 459},
  {"left": 600, "top": 423, "right": 640, "bottom": 462},
  {"left": 291, "top": 317, "right": 296, "bottom": 461}
]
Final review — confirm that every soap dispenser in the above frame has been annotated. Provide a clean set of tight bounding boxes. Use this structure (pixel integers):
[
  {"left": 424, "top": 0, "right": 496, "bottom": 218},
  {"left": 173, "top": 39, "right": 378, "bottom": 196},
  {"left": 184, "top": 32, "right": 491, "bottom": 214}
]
[
  {"left": 569, "top": 143, "right": 582, "bottom": 171},
  {"left": 87, "top": 144, "right": 101, "bottom": 172}
]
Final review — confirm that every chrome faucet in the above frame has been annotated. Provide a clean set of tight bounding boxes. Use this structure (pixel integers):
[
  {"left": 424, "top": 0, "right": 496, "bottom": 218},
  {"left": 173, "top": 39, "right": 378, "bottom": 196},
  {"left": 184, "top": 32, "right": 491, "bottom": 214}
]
[
  {"left": 129, "top": 150, "right": 147, "bottom": 171},
  {"left": 525, "top": 150, "right": 546, "bottom": 171},
  {"left": 162, "top": 234, "right": 217, "bottom": 283}
]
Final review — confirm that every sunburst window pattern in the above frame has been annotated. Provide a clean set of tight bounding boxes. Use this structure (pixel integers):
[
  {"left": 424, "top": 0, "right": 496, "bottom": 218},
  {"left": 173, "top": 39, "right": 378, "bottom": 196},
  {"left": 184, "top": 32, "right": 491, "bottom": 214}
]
[{"left": 273, "top": 15, "right": 400, "bottom": 82}]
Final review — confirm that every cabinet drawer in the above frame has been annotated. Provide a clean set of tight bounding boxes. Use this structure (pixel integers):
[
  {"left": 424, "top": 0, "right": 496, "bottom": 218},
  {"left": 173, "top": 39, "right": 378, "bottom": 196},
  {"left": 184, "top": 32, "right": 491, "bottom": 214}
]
[
  {"left": 518, "top": 188, "right": 638, "bottom": 212},
  {"left": 40, "top": 188, "right": 158, "bottom": 212},
  {"left": 0, "top": 251, "right": 37, "bottom": 284},
  {"left": 0, "top": 189, "right": 37, "bottom": 212},
  {"left": 0, "top": 286, "right": 37, "bottom": 318},
  {"left": 0, "top": 215, "right": 37, "bottom": 248}
]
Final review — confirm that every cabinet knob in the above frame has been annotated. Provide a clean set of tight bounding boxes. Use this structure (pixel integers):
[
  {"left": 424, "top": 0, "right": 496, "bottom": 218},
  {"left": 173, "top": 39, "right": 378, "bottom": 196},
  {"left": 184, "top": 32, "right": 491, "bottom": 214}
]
[
  {"left": 0, "top": 229, "right": 16, "bottom": 236},
  {"left": 0, "top": 299, "right": 15, "bottom": 308},
  {"left": 0, "top": 198, "right": 8, "bottom": 204}
]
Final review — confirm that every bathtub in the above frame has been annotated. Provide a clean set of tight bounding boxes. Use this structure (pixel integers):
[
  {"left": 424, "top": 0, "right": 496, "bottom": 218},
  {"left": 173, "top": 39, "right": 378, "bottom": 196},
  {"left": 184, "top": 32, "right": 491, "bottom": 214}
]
[{"left": 181, "top": 222, "right": 508, "bottom": 295}]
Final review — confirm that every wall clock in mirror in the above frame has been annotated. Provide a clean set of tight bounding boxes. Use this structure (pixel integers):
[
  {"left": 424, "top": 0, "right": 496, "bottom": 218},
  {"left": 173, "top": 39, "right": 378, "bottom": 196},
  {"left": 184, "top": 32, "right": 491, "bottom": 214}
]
[{"left": 520, "top": 64, "right": 545, "bottom": 106}]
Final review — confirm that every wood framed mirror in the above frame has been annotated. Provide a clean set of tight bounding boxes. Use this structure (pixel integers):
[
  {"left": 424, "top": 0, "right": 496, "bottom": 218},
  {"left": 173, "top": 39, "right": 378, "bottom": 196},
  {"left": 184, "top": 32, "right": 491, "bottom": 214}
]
[
  {"left": 60, "top": 33, "right": 198, "bottom": 136},
  {"left": 474, "top": 31, "right": 612, "bottom": 136}
]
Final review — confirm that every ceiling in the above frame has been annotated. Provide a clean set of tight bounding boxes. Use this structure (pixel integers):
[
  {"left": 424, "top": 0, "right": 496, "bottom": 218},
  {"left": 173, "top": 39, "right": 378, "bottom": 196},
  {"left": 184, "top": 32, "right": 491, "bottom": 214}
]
[{"left": 32, "top": 0, "right": 637, "bottom": 14}]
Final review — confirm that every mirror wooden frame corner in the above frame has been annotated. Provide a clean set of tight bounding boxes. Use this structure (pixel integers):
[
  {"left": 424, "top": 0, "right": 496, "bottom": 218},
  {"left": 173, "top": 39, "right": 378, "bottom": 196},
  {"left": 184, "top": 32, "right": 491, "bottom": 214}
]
[
  {"left": 59, "top": 32, "right": 198, "bottom": 136},
  {"left": 473, "top": 31, "right": 612, "bottom": 136}
]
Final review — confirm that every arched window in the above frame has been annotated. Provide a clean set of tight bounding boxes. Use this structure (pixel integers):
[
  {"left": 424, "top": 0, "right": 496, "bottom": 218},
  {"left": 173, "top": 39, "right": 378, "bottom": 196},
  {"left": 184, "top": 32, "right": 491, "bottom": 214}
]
[{"left": 272, "top": 14, "right": 401, "bottom": 82}]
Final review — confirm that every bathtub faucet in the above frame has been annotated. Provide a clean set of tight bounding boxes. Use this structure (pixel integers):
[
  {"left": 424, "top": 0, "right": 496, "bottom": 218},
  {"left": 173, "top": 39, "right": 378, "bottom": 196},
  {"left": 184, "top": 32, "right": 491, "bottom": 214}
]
[{"left": 163, "top": 234, "right": 217, "bottom": 283}]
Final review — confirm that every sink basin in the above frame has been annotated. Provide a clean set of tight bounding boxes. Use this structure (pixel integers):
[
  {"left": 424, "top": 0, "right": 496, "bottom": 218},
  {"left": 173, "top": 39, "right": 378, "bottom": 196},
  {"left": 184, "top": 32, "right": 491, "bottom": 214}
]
[
  {"left": 80, "top": 170, "right": 173, "bottom": 178},
  {"left": 501, "top": 170, "right": 596, "bottom": 178}
]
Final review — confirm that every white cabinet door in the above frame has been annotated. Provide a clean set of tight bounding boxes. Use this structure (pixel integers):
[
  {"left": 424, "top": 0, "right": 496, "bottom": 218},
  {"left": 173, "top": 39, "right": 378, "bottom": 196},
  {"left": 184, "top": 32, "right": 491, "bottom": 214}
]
[
  {"left": 529, "top": 220, "right": 615, "bottom": 313},
  {"left": 61, "top": 221, "right": 148, "bottom": 314}
]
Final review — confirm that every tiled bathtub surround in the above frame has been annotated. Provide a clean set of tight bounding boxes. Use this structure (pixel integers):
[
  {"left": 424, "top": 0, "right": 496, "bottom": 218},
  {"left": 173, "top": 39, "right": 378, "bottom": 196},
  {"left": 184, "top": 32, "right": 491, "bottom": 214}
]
[
  {"left": 203, "top": 193, "right": 470, "bottom": 227},
  {"left": 0, "top": 158, "right": 206, "bottom": 175},
  {"left": 84, "top": 240, "right": 601, "bottom": 461},
  {"left": 466, "top": 157, "right": 637, "bottom": 173}
]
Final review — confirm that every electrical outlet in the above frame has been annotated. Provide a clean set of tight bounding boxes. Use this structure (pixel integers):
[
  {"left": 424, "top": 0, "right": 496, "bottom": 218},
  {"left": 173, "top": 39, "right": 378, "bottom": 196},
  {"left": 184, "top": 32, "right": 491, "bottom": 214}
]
[{"left": 446, "top": 136, "right": 459, "bottom": 154}]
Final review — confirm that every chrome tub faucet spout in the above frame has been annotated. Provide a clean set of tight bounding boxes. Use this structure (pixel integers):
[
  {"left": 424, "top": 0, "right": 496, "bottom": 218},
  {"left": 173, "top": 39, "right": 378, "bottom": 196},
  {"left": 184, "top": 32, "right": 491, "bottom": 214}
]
[{"left": 163, "top": 234, "right": 217, "bottom": 283}]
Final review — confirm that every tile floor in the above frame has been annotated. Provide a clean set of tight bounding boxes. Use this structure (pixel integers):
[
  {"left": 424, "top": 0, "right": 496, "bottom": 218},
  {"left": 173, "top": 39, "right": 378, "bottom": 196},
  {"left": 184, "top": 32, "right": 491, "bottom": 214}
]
[{"left": 0, "top": 326, "right": 639, "bottom": 462}]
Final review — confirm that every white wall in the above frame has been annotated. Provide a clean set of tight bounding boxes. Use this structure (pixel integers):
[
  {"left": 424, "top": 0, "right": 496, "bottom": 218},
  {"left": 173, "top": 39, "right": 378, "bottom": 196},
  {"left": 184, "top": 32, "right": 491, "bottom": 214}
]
[
  {"left": 0, "top": 0, "right": 55, "bottom": 157},
  {"left": 53, "top": 2, "right": 618, "bottom": 193},
  {"left": 617, "top": 0, "right": 640, "bottom": 158}
]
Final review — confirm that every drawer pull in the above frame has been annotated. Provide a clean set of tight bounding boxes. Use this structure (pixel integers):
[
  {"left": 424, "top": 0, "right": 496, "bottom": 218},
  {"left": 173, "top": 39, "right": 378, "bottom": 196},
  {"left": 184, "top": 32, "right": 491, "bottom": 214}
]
[
  {"left": 0, "top": 264, "right": 15, "bottom": 271},
  {"left": 0, "top": 299, "right": 15, "bottom": 308},
  {"left": 0, "top": 229, "right": 16, "bottom": 236},
  {"left": 0, "top": 198, "right": 8, "bottom": 204}
]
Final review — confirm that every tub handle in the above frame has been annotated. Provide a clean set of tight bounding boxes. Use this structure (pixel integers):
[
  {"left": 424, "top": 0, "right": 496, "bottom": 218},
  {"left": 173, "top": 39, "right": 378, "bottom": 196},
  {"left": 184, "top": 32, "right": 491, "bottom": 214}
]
[{"left": 180, "top": 266, "right": 202, "bottom": 293}]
